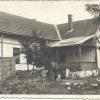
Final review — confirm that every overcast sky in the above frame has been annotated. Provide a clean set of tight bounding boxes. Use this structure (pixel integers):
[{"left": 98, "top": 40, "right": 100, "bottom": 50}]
[{"left": 0, "top": 1, "right": 99, "bottom": 24}]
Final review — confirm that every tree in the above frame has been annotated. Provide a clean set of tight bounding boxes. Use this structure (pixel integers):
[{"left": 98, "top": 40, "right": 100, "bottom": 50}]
[
  {"left": 20, "top": 31, "right": 50, "bottom": 70},
  {"left": 85, "top": 4, "right": 100, "bottom": 25}
]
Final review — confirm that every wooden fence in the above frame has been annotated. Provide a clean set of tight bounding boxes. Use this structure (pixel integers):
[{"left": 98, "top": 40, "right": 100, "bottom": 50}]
[{"left": 0, "top": 57, "right": 15, "bottom": 80}]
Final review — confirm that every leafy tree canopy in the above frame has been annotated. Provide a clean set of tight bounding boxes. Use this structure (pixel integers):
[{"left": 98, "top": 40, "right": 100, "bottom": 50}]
[
  {"left": 85, "top": 4, "right": 100, "bottom": 25},
  {"left": 20, "top": 31, "right": 51, "bottom": 68}
]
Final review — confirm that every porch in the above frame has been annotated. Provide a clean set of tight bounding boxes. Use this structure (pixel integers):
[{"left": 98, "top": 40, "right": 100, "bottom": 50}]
[
  {"left": 48, "top": 36, "right": 98, "bottom": 74},
  {"left": 52, "top": 46, "right": 97, "bottom": 69}
]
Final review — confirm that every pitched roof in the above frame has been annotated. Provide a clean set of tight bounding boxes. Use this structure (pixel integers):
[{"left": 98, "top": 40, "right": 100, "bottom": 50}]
[
  {"left": 49, "top": 35, "right": 95, "bottom": 47},
  {"left": 57, "top": 19, "right": 98, "bottom": 39},
  {"left": 32, "top": 21, "right": 58, "bottom": 40},
  {"left": 0, "top": 11, "right": 58, "bottom": 40},
  {"left": 0, "top": 11, "right": 98, "bottom": 41}
]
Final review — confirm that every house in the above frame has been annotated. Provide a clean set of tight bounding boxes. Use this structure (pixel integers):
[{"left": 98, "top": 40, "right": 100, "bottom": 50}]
[
  {"left": 49, "top": 15, "right": 100, "bottom": 78},
  {"left": 0, "top": 11, "right": 59, "bottom": 62},
  {"left": 0, "top": 11, "right": 100, "bottom": 79},
  {"left": 0, "top": 11, "right": 60, "bottom": 79}
]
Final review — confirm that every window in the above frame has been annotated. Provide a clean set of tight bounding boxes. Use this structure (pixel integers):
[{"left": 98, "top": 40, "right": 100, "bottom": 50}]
[
  {"left": 13, "top": 48, "right": 20, "bottom": 64},
  {"left": 73, "top": 48, "right": 79, "bottom": 59}
]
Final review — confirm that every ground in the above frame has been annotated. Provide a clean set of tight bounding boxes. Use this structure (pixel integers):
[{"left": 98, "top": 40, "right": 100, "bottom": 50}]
[{"left": 0, "top": 70, "right": 100, "bottom": 94}]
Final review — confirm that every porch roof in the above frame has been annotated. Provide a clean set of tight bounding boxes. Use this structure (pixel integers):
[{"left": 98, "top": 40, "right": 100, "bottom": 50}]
[{"left": 49, "top": 35, "right": 95, "bottom": 47}]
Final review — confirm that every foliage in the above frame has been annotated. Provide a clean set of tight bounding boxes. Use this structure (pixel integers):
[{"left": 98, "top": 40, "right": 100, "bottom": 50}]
[
  {"left": 20, "top": 32, "right": 51, "bottom": 67},
  {"left": 85, "top": 4, "right": 100, "bottom": 25},
  {"left": 0, "top": 71, "right": 50, "bottom": 94}
]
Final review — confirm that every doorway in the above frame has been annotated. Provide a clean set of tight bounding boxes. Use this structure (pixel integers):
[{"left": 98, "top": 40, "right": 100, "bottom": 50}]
[{"left": 13, "top": 48, "right": 20, "bottom": 64}]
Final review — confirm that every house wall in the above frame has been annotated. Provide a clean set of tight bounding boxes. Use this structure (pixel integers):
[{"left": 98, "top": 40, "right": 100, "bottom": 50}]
[
  {"left": 81, "top": 47, "right": 96, "bottom": 62},
  {"left": 81, "top": 47, "right": 97, "bottom": 71},
  {"left": 58, "top": 46, "right": 96, "bottom": 71},
  {"left": 96, "top": 41, "right": 100, "bottom": 69},
  {"left": 51, "top": 46, "right": 97, "bottom": 78},
  {"left": 64, "top": 47, "right": 95, "bottom": 62},
  {"left": 0, "top": 35, "right": 56, "bottom": 65},
  {"left": 65, "top": 47, "right": 79, "bottom": 62},
  {"left": 0, "top": 36, "right": 27, "bottom": 64}
]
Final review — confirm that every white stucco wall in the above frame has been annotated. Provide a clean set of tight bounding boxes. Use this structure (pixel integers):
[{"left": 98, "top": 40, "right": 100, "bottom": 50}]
[
  {"left": 96, "top": 48, "right": 100, "bottom": 69},
  {"left": 0, "top": 36, "right": 20, "bottom": 57},
  {"left": 20, "top": 54, "right": 27, "bottom": 64},
  {"left": 0, "top": 36, "right": 27, "bottom": 64}
]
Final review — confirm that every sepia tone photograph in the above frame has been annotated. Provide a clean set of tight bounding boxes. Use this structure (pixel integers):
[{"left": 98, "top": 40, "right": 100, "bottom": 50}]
[{"left": 0, "top": 1, "right": 100, "bottom": 95}]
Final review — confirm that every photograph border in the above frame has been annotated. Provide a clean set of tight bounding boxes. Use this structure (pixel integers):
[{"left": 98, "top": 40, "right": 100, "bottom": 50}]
[{"left": 0, "top": 0, "right": 99, "bottom": 99}]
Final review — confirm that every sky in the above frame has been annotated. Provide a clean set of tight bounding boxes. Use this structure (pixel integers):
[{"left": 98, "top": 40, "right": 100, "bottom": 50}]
[{"left": 0, "top": 1, "right": 99, "bottom": 25}]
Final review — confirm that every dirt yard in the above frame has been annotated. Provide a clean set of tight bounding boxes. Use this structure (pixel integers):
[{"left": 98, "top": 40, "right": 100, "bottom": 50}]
[{"left": 0, "top": 70, "right": 100, "bottom": 94}]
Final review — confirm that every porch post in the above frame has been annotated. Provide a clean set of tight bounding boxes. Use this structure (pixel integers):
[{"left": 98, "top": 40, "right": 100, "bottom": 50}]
[
  {"left": 1, "top": 34, "right": 3, "bottom": 80},
  {"left": 56, "top": 48, "right": 59, "bottom": 62},
  {"left": 79, "top": 46, "right": 82, "bottom": 59},
  {"left": 53, "top": 47, "right": 59, "bottom": 80}
]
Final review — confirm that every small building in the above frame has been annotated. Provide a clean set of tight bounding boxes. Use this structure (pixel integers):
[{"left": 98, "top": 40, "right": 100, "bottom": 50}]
[{"left": 49, "top": 15, "right": 100, "bottom": 78}]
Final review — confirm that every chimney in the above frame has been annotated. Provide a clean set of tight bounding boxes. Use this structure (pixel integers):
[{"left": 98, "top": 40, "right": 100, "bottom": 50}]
[{"left": 68, "top": 14, "right": 73, "bottom": 31}]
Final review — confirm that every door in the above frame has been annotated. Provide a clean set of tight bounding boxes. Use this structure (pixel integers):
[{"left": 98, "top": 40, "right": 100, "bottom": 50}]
[{"left": 13, "top": 48, "right": 20, "bottom": 64}]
